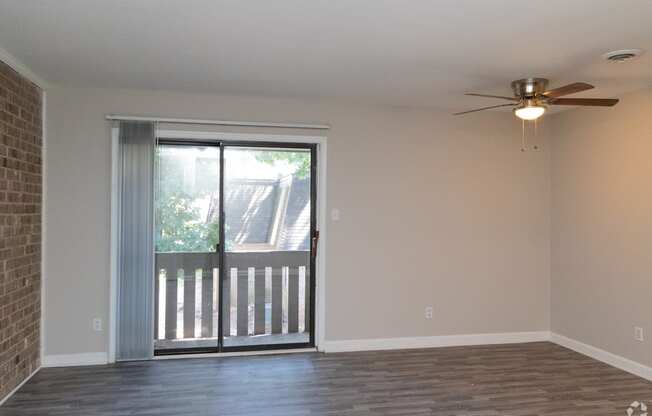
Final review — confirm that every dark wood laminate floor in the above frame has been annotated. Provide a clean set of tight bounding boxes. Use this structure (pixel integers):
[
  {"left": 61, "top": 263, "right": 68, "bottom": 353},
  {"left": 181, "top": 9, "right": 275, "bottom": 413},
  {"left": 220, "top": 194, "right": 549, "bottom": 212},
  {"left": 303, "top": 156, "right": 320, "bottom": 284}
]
[{"left": 1, "top": 342, "right": 651, "bottom": 415}]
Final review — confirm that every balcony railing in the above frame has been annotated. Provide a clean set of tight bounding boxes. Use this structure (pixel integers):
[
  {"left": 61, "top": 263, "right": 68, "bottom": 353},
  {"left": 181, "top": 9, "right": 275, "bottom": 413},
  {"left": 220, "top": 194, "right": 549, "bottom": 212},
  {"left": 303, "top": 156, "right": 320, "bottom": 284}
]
[{"left": 154, "top": 251, "right": 310, "bottom": 348}]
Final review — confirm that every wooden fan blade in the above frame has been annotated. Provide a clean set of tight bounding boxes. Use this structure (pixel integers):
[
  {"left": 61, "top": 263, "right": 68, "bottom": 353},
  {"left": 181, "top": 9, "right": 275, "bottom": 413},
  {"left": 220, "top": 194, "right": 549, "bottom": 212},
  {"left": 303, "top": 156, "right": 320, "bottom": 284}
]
[
  {"left": 465, "top": 93, "right": 519, "bottom": 101},
  {"left": 453, "top": 103, "right": 515, "bottom": 115},
  {"left": 550, "top": 98, "right": 619, "bottom": 106},
  {"left": 543, "top": 82, "right": 594, "bottom": 98}
]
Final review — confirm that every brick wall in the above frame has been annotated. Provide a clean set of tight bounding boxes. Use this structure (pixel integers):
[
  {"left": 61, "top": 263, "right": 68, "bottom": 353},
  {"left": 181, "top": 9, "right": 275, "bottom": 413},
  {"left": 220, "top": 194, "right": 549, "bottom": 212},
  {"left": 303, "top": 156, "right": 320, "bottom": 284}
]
[{"left": 0, "top": 60, "right": 42, "bottom": 401}]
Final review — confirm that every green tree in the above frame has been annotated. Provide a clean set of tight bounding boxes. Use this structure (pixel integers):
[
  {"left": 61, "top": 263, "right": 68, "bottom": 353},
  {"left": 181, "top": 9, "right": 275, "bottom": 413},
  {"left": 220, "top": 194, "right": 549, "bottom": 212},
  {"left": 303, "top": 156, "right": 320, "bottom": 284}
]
[
  {"left": 155, "top": 148, "right": 220, "bottom": 252},
  {"left": 255, "top": 151, "right": 310, "bottom": 178}
]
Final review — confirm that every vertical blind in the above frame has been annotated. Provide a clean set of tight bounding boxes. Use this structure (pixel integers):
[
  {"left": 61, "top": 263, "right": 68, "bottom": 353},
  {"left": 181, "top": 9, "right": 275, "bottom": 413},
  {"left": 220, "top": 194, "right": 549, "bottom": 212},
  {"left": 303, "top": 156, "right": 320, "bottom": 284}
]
[{"left": 116, "top": 121, "right": 155, "bottom": 361}]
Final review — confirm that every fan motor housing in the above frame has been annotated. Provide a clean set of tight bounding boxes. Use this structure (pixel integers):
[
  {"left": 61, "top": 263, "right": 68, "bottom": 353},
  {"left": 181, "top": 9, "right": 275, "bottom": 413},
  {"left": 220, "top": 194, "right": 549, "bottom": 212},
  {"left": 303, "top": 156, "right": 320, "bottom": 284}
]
[{"left": 511, "top": 78, "right": 549, "bottom": 98}]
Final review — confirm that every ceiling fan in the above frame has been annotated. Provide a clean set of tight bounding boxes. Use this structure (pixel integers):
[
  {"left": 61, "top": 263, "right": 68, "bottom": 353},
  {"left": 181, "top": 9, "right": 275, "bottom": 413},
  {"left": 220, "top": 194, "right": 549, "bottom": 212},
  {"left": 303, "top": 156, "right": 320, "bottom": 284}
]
[{"left": 454, "top": 78, "right": 619, "bottom": 120}]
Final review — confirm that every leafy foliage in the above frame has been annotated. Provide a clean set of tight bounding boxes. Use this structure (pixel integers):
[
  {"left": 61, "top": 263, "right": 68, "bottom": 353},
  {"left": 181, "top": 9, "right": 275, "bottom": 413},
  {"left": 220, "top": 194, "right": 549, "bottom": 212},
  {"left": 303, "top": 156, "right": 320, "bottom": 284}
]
[
  {"left": 155, "top": 147, "right": 219, "bottom": 253},
  {"left": 255, "top": 150, "right": 310, "bottom": 178}
]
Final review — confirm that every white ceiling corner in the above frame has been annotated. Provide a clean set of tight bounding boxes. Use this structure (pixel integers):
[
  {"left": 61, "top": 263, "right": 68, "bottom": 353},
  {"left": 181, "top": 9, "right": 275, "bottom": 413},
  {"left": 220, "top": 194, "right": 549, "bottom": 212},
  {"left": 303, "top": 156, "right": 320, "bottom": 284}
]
[{"left": 0, "top": 45, "right": 47, "bottom": 89}]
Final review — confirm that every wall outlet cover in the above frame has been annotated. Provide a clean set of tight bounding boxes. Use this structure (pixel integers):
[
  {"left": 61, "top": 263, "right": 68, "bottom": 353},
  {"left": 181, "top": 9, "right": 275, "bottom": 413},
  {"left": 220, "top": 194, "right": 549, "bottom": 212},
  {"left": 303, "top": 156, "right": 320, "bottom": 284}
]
[{"left": 93, "top": 318, "right": 103, "bottom": 332}]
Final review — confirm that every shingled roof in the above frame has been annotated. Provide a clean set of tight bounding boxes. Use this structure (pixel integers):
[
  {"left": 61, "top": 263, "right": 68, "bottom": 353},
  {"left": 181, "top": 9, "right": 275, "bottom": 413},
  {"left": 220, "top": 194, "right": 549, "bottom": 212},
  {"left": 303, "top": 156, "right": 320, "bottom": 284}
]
[{"left": 224, "top": 175, "right": 310, "bottom": 251}]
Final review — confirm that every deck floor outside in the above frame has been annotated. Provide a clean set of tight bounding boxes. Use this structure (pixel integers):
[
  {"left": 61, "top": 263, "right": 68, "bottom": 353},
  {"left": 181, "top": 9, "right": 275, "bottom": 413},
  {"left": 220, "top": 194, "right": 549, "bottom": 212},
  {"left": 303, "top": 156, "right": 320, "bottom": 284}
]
[{"left": 155, "top": 332, "right": 309, "bottom": 350}]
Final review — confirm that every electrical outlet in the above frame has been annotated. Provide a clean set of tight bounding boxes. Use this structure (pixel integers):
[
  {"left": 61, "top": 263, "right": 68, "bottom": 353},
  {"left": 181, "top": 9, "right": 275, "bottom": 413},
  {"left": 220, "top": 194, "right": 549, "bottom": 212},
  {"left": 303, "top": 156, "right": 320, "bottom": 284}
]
[
  {"left": 634, "top": 326, "right": 644, "bottom": 342},
  {"left": 425, "top": 306, "right": 434, "bottom": 320},
  {"left": 93, "top": 318, "right": 103, "bottom": 332},
  {"left": 331, "top": 209, "right": 340, "bottom": 221}
]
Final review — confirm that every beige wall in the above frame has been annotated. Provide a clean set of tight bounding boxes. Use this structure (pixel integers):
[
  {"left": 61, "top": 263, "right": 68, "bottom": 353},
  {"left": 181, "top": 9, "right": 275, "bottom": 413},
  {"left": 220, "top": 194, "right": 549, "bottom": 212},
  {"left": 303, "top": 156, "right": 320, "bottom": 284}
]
[
  {"left": 550, "top": 87, "right": 652, "bottom": 367},
  {"left": 45, "top": 86, "right": 550, "bottom": 356}
]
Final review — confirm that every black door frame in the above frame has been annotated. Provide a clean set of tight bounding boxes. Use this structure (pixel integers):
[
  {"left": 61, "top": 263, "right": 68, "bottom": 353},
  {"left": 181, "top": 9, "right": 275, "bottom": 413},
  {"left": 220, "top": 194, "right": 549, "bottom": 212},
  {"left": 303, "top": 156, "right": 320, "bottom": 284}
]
[{"left": 154, "top": 139, "right": 317, "bottom": 355}]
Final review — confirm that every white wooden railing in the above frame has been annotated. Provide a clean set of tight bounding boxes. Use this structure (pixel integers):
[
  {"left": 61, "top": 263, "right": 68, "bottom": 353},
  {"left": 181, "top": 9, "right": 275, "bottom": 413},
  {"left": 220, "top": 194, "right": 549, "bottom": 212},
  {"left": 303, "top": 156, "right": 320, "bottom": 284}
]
[{"left": 154, "top": 251, "right": 310, "bottom": 341}]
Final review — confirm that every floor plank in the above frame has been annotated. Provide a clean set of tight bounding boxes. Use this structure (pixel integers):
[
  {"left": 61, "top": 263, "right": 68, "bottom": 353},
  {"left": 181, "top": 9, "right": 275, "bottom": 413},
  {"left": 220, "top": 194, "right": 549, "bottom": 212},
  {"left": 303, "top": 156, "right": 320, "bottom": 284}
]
[{"left": 1, "top": 342, "right": 650, "bottom": 415}]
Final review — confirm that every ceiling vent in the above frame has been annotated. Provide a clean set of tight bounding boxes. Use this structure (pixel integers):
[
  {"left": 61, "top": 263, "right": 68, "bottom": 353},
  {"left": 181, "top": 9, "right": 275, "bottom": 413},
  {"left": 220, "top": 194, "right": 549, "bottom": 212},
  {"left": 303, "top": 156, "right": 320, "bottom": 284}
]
[{"left": 602, "top": 49, "right": 644, "bottom": 62}]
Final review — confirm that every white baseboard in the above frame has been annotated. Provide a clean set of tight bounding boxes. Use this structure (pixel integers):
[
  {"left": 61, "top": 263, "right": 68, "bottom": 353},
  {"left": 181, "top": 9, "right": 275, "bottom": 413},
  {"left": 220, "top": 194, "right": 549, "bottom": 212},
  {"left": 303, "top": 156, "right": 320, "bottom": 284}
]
[
  {"left": 550, "top": 332, "right": 652, "bottom": 382},
  {"left": 37, "top": 333, "right": 650, "bottom": 383},
  {"left": 320, "top": 331, "right": 551, "bottom": 353},
  {"left": 42, "top": 352, "right": 108, "bottom": 368},
  {"left": 0, "top": 367, "right": 40, "bottom": 407}
]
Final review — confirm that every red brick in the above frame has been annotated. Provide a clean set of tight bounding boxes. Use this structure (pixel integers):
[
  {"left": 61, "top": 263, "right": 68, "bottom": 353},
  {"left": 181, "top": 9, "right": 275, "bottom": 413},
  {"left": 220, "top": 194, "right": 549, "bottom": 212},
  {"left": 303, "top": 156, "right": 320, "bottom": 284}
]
[{"left": 0, "top": 60, "right": 41, "bottom": 402}]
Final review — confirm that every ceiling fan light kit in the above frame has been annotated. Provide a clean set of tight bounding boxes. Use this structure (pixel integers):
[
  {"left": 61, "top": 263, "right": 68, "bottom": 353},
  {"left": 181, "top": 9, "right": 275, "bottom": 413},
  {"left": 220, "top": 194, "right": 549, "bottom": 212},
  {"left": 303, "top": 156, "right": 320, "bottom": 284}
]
[
  {"left": 513, "top": 99, "right": 547, "bottom": 121},
  {"left": 454, "top": 77, "right": 619, "bottom": 120}
]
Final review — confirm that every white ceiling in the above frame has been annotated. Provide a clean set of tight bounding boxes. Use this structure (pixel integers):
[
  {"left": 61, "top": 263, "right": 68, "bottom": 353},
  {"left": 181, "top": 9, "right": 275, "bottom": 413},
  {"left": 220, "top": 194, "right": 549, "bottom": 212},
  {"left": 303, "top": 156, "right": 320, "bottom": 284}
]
[{"left": 0, "top": 0, "right": 651, "bottom": 111}]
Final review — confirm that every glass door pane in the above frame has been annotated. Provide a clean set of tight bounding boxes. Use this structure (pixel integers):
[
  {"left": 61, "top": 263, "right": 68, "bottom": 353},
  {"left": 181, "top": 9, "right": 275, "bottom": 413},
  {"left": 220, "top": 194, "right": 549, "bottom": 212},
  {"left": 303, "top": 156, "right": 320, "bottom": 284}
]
[
  {"left": 222, "top": 146, "right": 313, "bottom": 349},
  {"left": 154, "top": 143, "right": 220, "bottom": 353}
]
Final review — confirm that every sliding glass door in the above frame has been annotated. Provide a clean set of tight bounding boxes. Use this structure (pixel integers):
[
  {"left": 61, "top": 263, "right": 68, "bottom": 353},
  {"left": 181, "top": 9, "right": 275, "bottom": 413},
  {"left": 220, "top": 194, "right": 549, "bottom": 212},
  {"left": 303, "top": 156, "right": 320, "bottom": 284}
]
[
  {"left": 154, "top": 140, "right": 316, "bottom": 354},
  {"left": 154, "top": 142, "right": 220, "bottom": 353},
  {"left": 222, "top": 145, "right": 315, "bottom": 350}
]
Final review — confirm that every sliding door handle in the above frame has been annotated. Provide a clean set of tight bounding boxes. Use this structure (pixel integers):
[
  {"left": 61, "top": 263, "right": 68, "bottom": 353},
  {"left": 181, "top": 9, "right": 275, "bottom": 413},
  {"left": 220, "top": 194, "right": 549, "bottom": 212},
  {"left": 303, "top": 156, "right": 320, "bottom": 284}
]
[{"left": 311, "top": 231, "right": 320, "bottom": 257}]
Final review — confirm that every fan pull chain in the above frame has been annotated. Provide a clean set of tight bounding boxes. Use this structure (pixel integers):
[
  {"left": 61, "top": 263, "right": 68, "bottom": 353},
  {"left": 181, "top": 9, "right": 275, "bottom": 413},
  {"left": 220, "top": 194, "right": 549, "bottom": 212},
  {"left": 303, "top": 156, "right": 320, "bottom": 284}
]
[
  {"left": 521, "top": 119, "right": 526, "bottom": 152},
  {"left": 533, "top": 118, "right": 539, "bottom": 151}
]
